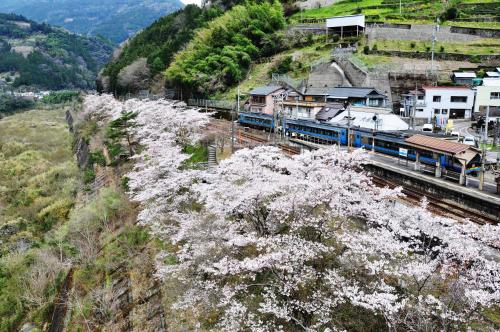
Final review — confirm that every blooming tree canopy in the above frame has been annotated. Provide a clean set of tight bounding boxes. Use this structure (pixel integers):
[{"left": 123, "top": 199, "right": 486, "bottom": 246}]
[{"left": 84, "top": 95, "right": 500, "bottom": 332}]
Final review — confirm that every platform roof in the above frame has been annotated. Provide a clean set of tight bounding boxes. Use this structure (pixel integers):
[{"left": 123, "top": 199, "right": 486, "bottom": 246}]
[{"left": 405, "top": 134, "right": 477, "bottom": 156}]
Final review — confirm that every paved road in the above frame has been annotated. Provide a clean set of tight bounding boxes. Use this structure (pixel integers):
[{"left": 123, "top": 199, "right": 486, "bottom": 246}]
[{"left": 452, "top": 121, "right": 500, "bottom": 162}]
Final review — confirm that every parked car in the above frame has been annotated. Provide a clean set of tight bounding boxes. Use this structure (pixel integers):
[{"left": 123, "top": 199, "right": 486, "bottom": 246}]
[
  {"left": 422, "top": 123, "right": 433, "bottom": 132},
  {"left": 463, "top": 135, "right": 476, "bottom": 147}
]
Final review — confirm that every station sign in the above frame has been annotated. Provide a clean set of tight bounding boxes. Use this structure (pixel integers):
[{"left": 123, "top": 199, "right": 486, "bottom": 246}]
[{"left": 399, "top": 148, "right": 408, "bottom": 158}]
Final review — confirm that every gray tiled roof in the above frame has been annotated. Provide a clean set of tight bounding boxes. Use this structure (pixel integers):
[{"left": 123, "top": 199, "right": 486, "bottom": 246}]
[
  {"left": 327, "top": 87, "right": 386, "bottom": 98},
  {"left": 249, "top": 85, "right": 282, "bottom": 95}
]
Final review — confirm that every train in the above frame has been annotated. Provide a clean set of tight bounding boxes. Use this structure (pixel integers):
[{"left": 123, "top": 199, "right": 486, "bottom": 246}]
[{"left": 239, "top": 112, "right": 481, "bottom": 176}]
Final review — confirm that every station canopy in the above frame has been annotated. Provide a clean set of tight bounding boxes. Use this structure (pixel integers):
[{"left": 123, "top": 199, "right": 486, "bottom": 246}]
[{"left": 405, "top": 134, "right": 480, "bottom": 165}]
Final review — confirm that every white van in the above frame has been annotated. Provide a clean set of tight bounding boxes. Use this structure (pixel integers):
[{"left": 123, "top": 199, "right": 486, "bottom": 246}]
[{"left": 422, "top": 124, "right": 433, "bottom": 132}]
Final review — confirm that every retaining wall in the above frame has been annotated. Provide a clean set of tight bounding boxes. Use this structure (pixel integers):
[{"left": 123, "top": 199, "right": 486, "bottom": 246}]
[{"left": 450, "top": 26, "right": 500, "bottom": 39}]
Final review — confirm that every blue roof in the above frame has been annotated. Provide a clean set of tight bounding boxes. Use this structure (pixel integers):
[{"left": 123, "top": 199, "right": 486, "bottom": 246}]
[{"left": 249, "top": 85, "right": 282, "bottom": 96}]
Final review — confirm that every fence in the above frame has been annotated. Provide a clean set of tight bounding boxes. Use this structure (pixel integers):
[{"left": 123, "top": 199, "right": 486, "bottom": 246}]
[{"left": 188, "top": 99, "right": 244, "bottom": 111}]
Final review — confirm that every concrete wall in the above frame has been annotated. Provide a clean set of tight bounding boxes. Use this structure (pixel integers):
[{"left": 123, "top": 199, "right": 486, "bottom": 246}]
[
  {"left": 450, "top": 26, "right": 500, "bottom": 39},
  {"left": 474, "top": 85, "right": 500, "bottom": 115}
]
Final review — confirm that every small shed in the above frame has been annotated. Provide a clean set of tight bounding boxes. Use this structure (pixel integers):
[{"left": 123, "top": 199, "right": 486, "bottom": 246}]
[
  {"left": 486, "top": 71, "right": 500, "bottom": 78},
  {"left": 452, "top": 72, "right": 476, "bottom": 85},
  {"left": 326, "top": 14, "right": 365, "bottom": 38}
]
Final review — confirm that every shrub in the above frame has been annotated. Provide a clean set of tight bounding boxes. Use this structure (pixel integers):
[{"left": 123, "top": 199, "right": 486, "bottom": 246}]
[
  {"left": 89, "top": 150, "right": 106, "bottom": 167},
  {"left": 439, "top": 45, "right": 445, "bottom": 53},
  {"left": 83, "top": 169, "right": 95, "bottom": 184},
  {"left": 372, "top": 44, "right": 378, "bottom": 51},
  {"left": 363, "top": 45, "right": 370, "bottom": 55},
  {"left": 410, "top": 42, "right": 416, "bottom": 48},
  {"left": 426, "top": 46, "right": 431, "bottom": 52},
  {"left": 443, "top": 7, "right": 458, "bottom": 20}
]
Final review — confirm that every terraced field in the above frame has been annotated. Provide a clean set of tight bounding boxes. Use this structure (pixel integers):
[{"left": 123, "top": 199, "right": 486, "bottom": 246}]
[{"left": 292, "top": 0, "right": 500, "bottom": 29}]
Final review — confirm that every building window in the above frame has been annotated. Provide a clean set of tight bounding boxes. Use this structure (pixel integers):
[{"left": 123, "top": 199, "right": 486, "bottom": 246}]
[
  {"left": 491, "top": 92, "right": 500, "bottom": 100},
  {"left": 451, "top": 96, "right": 467, "bottom": 103},
  {"left": 433, "top": 96, "right": 441, "bottom": 102},
  {"left": 434, "top": 109, "right": 440, "bottom": 114},
  {"left": 417, "top": 95, "right": 424, "bottom": 100},
  {"left": 441, "top": 109, "right": 448, "bottom": 115},
  {"left": 416, "top": 108, "right": 424, "bottom": 112}
]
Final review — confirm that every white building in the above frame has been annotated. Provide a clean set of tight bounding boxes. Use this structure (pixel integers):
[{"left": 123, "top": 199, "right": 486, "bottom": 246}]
[
  {"left": 326, "top": 14, "right": 365, "bottom": 38},
  {"left": 329, "top": 106, "right": 409, "bottom": 131},
  {"left": 474, "top": 78, "right": 500, "bottom": 120},
  {"left": 409, "top": 86, "right": 475, "bottom": 125}
]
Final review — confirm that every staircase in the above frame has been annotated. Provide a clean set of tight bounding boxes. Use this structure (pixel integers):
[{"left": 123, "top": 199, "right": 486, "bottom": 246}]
[{"left": 208, "top": 145, "right": 217, "bottom": 169}]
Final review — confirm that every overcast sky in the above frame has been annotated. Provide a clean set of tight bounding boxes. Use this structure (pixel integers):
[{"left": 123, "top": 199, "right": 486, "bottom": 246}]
[{"left": 180, "top": 0, "right": 203, "bottom": 6}]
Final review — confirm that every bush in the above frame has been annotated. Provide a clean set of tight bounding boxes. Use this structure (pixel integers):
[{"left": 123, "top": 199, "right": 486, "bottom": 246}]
[
  {"left": 426, "top": 46, "right": 431, "bottom": 52},
  {"left": 41, "top": 91, "right": 79, "bottom": 104},
  {"left": 410, "top": 42, "right": 416, "bottom": 49},
  {"left": 443, "top": 7, "right": 458, "bottom": 20},
  {"left": 363, "top": 45, "right": 370, "bottom": 55},
  {"left": 83, "top": 169, "right": 95, "bottom": 184},
  {"left": 89, "top": 150, "right": 106, "bottom": 167},
  {"left": 372, "top": 44, "right": 378, "bottom": 51},
  {"left": 439, "top": 45, "right": 445, "bottom": 53},
  {"left": 268, "top": 56, "right": 293, "bottom": 77}
]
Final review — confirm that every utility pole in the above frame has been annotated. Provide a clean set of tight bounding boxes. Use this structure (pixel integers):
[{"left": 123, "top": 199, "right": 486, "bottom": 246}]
[
  {"left": 479, "top": 106, "right": 490, "bottom": 191},
  {"left": 346, "top": 102, "right": 352, "bottom": 152},
  {"left": 430, "top": 21, "right": 439, "bottom": 79}
]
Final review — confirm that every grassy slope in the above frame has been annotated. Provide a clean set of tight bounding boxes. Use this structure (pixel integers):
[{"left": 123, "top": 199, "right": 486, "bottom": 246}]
[
  {"left": 0, "top": 107, "right": 78, "bottom": 331},
  {"left": 292, "top": 0, "right": 500, "bottom": 29},
  {"left": 216, "top": 41, "right": 333, "bottom": 100}
]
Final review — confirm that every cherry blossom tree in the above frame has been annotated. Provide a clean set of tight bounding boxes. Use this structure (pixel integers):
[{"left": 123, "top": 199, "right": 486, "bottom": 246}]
[{"left": 83, "top": 95, "right": 500, "bottom": 332}]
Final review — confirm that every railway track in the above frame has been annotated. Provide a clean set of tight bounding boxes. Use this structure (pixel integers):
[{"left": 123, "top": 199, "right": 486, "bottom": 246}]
[{"left": 371, "top": 176, "right": 498, "bottom": 225}]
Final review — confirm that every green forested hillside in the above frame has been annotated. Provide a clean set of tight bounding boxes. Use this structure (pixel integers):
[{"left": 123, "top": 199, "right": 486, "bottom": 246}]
[
  {"left": 0, "top": 0, "right": 184, "bottom": 44},
  {"left": 165, "top": 1, "right": 286, "bottom": 95},
  {"left": 101, "top": 5, "right": 223, "bottom": 95},
  {"left": 0, "top": 13, "right": 113, "bottom": 90}
]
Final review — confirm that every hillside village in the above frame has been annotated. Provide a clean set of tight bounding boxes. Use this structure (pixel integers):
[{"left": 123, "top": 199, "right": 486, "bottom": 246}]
[{"left": 1, "top": 1, "right": 500, "bottom": 331}]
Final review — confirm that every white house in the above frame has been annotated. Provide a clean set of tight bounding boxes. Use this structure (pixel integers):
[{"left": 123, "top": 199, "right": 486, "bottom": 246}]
[
  {"left": 474, "top": 78, "right": 500, "bottom": 120},
  {"left": 408, "top": 86, "right": 475, "bottom": 125}
]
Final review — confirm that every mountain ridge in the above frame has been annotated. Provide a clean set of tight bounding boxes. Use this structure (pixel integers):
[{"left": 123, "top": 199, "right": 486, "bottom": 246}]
[
  {"left": 0, "top": 13, "right": 113, "bottom": 90},
  {"left": 0, "top": 0, "right": 185, "bottom": 44}
]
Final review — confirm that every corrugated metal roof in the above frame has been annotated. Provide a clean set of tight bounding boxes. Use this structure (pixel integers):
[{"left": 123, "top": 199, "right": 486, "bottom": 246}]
[
  {"left": 327, "top": 87, "right": 386, "bottom": 98},
  {"left": 405, "top": 134, "right": 469, "bottom": 154},
  {"left": 249, "top": 85, "right": 282, "bottom": 95},
  {"left": 486, "top": 72, "right": 500, "bottom": 77},
  {"left": 453, "top": 72, "right": 476, "bottom": 78}
]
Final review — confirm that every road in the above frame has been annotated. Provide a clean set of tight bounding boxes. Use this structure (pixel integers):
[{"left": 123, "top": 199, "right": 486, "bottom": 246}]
[{"left": 453, "top": 121, "right": 500, "bottom": 162}]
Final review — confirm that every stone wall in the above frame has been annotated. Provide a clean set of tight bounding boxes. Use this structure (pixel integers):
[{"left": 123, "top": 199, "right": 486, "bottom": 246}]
[{"left": 450, "top": 26, "right": 500, "bottom": 39}]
